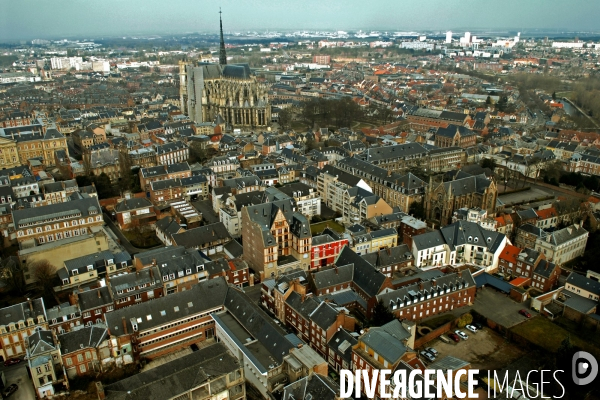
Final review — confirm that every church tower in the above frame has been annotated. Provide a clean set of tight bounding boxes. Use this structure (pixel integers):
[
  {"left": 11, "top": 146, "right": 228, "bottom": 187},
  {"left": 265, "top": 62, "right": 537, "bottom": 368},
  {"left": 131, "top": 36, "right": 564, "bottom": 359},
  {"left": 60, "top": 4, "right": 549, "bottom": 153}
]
[{"left": 219, "top": 9, "right": 227, "bottom": 66}]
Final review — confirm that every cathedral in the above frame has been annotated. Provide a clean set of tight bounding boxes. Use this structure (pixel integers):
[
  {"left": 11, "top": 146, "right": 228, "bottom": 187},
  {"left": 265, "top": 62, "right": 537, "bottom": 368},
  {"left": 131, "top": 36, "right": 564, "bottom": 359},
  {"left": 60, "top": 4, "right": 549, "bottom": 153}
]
[
  {"left": 425, "top": 172, "right": 498, "bottom": 226},
  {"left": 179, "top": 13, "right": 271, "bottom": 128}
]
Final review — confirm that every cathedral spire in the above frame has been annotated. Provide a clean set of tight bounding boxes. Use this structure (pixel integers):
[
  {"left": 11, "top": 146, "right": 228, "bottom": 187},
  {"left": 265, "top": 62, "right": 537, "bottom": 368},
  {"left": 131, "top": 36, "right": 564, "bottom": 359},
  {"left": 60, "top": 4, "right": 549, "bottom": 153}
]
[{"left": 219, "top": 8, "right": 227, "bottom": 66}]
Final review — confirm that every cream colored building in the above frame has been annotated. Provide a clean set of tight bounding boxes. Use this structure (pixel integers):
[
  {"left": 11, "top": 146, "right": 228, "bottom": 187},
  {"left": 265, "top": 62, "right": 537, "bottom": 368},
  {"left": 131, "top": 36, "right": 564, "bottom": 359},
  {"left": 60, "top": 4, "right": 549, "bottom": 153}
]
[
  {"left": 0, "top": 298, "right": 48, "bottom": 361},
  {"left": 0, "top": 136, "right": 20, "bottom": 168},
  {"left": 19, "top": 231, "right": 110, "bottom": 285}
]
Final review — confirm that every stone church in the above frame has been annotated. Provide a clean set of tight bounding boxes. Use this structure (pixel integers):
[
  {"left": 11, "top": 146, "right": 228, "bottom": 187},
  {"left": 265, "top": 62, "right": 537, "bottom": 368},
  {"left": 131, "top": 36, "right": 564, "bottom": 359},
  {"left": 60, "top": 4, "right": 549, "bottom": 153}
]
[
  {"left": 426, "top": 172, "right": 497, "bottom": 226},
  {"left": 179, "top": 13, "right": 271, "bottom": 129}
]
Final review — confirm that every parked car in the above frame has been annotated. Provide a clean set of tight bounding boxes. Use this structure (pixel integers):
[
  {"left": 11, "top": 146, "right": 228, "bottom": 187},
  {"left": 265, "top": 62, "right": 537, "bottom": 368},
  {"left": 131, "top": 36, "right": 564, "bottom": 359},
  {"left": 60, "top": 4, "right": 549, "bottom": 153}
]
[
  {"left": 3, "top": 358, "right": 20, "bottom": 367},
  {"left": 473, "top": 322, "right": 484, "bottom": 330},
  {"left": 2, "top": 384, "right": 18, "bottom": 398},
  {"left": 447, "top": 333, "right": 461, "bottom": 342},
  {"left": 465, "top": 324, "right": 478, "bottom": 333},
  {"left": 420, "top": 350, "right": 436, "bottom": 362},
  {"left": 439, "top": 334, "right": 451, "bottom": 344},
  {"left": 425, "top": 347, "right": 438, "bottom": 357},
  {"left": 455, "top": 330, "right": 469, "bottom": 340},
  {"left": 519, "top": 309, "right": 532, "bottom": 318}
]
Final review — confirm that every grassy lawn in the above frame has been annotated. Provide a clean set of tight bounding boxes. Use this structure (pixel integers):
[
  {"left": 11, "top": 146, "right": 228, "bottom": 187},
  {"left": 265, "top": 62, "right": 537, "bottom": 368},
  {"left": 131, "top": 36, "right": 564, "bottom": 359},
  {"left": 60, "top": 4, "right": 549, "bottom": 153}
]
[
  {"left": 420, "top": 314, "right": 456, "bottom": 330},
  {"left": 510, "top": 316, "right": 600, "bottom": 358},
  {"left": 310, "top": 220, "right": 345, "bottom": 235},
  {"left": 291, "top": 121, "right": 308, "bottom": 132},
  {"left": 555, "top": 91, "right": 573, "bottom": 99},
  {"left": 123, "top": 230, "right": 161, "bottom": 248}
]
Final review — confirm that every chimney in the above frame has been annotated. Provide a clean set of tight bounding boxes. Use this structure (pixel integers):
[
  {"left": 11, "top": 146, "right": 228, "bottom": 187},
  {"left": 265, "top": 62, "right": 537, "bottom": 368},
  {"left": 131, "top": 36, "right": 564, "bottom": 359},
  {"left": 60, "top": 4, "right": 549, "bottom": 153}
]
[
  {"left": 69, "top": 291, "right": 79, "bottom": 306},
  {"left": 149, "top": 267, "right": 154, "bottom": 282},
  {"left": 96, "top": 382, "right": 106, "bottom": 400},
  {"left": 27, "top": 298, "right": 33, "bottom": 312},
  {"left": 97, "top": 289, "right": 102, "bottom": 298},
  {"left": 152, "top": 258, "right": 157, "bottom": 266},
  {"left": 121, "top": 317, "right": 128, "bottom": 335}
]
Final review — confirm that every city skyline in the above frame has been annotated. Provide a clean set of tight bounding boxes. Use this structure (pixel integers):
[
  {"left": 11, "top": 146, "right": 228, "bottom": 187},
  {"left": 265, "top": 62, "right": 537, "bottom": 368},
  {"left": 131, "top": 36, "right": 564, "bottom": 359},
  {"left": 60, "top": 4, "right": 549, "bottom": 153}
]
[{"left": 1, "top": 0, "right": 599, "bottom": 42}]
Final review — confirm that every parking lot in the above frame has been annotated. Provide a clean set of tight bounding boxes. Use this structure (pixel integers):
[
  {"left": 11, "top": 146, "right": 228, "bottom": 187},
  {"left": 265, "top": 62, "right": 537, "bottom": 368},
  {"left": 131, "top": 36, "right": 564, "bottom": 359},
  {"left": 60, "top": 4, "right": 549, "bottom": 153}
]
[
  {"left": 421, "top": 327, "right": 526, "bottom": 370},
  {"left": 472, "top": 287, "right": 532, "bottom": 328}
]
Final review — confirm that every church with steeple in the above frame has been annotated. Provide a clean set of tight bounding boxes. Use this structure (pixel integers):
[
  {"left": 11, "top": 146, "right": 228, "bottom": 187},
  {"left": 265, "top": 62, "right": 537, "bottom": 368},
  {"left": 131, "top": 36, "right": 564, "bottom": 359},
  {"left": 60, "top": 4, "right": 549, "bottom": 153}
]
[{"left": 179, "top": 11, "right": 271, "bottom": 129}]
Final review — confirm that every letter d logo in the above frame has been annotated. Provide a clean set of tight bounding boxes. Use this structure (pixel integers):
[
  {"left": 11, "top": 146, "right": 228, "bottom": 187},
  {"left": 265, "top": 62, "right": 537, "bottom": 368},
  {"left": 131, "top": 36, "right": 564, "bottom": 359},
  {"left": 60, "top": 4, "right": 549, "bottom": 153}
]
[{"left": 572, "top": 351, "right": 598, "bottom": 386}]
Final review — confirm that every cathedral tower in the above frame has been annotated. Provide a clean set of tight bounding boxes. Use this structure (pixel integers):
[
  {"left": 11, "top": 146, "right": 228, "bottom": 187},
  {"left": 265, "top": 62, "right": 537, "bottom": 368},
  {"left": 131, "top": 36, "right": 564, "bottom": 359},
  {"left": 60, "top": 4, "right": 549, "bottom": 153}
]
[{"left": 219, "top": 9, "right": 227, "bottom": 66}]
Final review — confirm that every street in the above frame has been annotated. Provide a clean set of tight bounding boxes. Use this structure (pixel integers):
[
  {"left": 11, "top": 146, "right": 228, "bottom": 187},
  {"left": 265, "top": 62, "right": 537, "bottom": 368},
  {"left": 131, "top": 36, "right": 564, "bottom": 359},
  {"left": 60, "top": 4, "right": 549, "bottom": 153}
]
[{"left": 2, "top": 364, "right": 35, "bottom": 400}]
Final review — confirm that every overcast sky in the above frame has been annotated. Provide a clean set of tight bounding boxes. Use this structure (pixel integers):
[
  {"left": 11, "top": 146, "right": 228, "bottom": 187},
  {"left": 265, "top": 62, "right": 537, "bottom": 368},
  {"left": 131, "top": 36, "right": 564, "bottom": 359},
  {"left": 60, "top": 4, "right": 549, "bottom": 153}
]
[{"left": 1, "top": 0, "right": 598, "bottom": 41}]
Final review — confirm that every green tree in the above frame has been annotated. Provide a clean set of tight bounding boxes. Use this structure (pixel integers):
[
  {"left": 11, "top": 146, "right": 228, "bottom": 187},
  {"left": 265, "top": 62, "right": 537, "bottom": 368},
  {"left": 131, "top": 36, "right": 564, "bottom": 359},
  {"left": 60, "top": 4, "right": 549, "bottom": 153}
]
[
  {"left": 552, "top": 91, "right": 557, "bottom": 101},
  {"left": 485, "top": 95, "right": 492, "bottom": 106},
  {"left": 95, "top": 172, "right": 114, "bottom": 199},
  {"left": 456, "top": 313, "right": 473, "bottom": 328},
  {"left": 370, "top": 300, "right": 395, "bottom": 326}
]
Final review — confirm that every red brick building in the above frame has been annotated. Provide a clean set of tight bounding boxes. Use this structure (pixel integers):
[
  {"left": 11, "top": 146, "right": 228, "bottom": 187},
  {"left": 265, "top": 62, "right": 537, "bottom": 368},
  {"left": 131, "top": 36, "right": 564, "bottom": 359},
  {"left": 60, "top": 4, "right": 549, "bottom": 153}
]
[
  {"left": 310, "top": 233, "right": 349, "bottom": 269},
  {"left": 376, "top": 269, "right": 476, "bottom": 321},
  {"left": 70, "top": 287, "right": 114, "bottom": 327}
]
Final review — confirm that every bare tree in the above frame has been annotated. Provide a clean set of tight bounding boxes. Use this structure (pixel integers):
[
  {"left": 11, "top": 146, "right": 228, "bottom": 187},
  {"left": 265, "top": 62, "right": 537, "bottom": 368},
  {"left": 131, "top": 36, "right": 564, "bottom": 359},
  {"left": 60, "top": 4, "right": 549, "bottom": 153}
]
[
  {"left": 32, "top": 259, "right": 57, "bottom": 300},
  {"left": 0, "top": 258, "right": 26, "bottom": 294}
]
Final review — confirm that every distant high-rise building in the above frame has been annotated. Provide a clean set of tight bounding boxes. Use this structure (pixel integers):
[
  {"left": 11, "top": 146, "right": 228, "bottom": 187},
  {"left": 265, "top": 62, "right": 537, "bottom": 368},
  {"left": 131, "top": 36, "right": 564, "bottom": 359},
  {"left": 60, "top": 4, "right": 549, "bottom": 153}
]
[
  {"left": 445, "top": 31, "right": 452, "bottom": 44},
  {"left": 464, "top": 32, "right": 471, "bottom": 43}
]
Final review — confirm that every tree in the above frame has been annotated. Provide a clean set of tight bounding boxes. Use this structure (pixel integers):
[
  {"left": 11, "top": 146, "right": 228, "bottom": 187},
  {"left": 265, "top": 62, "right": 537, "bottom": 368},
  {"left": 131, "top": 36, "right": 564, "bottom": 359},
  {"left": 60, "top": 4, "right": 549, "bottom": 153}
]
[
  {"left": 118, "top": 148, "right": 133, "bottom": 193},
  {"left": 481, "top": 158, "right": 496, "bottom": 172},
  {"left": 408, "top": 201, "right": 426, "bottom": 220},
  {"left": 370, "top": 300, "right": 395, "bottom": 326},
  {"left": 496, "top": 96, "right": 509, "bottom": 112},
  {"left": 32, "top": 259, "right": 56, "bottom": 301},
  {"left": 278, "top": 108, "right": 293, "bottom": 131},
  {"left": 552, "top": 91, "right": 557, "bottom": 101},
  {"left": 95, "top": 172, "right": 114, "bottom": 199},
  {"left": 189, "top": 141, "right": 208, "bottom": 164},
  {"left": 0, "top": 258, "right": 26, "bottom": 294},
  {"left": 456, "top": 313, "right": 473, "bottom": 328},
  {"left": 485, "top": 95, "right": 492, "bottom": 106}
]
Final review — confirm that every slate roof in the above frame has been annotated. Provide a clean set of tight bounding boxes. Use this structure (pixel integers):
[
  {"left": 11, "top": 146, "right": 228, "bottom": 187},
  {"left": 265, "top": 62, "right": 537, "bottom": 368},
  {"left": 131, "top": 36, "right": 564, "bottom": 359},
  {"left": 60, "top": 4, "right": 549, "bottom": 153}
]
[
  {"left": 12, "top": 196, "right": 101, "bottom": 228},
  {"left": 285, "top": 291, "right": 321, "bottom": 321},
  {"left": 327, "top": 328, "right": 358, "bottom": 363},
  {"left": 436, "top": 124, "right": 476, "bottom": 139},
  {"left": 224, "top": 287, "right": 294, "bottom": 364},
  {"left": 439, "top": 220, "right": 506, "bottom": 252},
  {"left": 442, "top": 173, "right": 492, "bottom": 197},
  {"left": 282, "top": 374, "right": 338, "bottom": 400},
  {"left": 334, "top": 246, "right": 388, "bottom": 297},
  {"left": 27, "top": 329, "right": 56, "bottom": 356},
  {"left": 359, "top": 320, "right": 410, "bottom": 364},
  {"left": 114, "top": 197, "right": 152, "bottom": 213},
  {"left": 377, "top": 269, "right": 475, "bottom": 309},
  {"left": 78, "top": 286, "right": 113, "bottom": 312},
  {"left": 64, "top": 250, "right": 131, "bottom": 275},
  {"left": 58, "top": 325, "right": 108, "bottom": 355},
  {"left": 0, "top": 298, "right": 46, "bottom": 326},
  {"left": 308, "top": 301, "right": 340, "bottom": 331},
  {"left": 104, "top": 342, "right": 240, "bottom": 400},
  {"left": 540, "top": 224, "right": 588, "bottom": 246},
  {"left": 170, "top": 222, "right": 231, "bottom": 248},
  {"left": 358, "top": 143, "right": 428, "bottom": 163},
  {"left": 566, "top": 272, "right": 600, "bottom": 297},
  {"left": 106, "top": 277, "right": 229, "bottom": 335}
]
